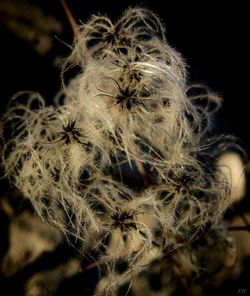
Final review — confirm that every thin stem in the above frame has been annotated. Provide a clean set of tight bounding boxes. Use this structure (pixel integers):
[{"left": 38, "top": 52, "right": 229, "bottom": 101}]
[
  {"left": 229, "top": 213, "right": 250, "bottom": 232},
  {"left": 228, "top": 225, "right": 250, "bottom": 232},
  {"left": 171, "top": 252, "right": 192, "bottom": 296},
  {"left": 60, "top": 0, "right": 80, "bottom": 36}
]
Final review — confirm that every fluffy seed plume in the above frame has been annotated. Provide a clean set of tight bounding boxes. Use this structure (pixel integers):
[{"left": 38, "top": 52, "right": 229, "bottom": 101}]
[{"left": 0, "top": 7, "right": 243, "bottom": 295}]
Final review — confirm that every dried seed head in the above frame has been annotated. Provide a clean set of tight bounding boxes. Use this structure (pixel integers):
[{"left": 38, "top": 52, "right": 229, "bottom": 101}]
[{"left": 0, "top": 6, "right": 242, "bottom": 295}]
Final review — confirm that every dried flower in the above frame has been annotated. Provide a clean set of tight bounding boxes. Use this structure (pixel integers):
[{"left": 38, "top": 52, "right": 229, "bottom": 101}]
[{"left": 0, "top": 7, "right": 243, "bottom": 294}]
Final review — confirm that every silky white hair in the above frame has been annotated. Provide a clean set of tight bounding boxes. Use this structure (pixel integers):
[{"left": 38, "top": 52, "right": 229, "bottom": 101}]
[{"left": 0, "top": 7, "right": 235, "bottom": 294}]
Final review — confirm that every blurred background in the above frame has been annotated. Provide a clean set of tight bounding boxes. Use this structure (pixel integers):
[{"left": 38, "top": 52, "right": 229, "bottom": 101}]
[{"left": 0, "top": 0, "right": 249, "bottom": 295}]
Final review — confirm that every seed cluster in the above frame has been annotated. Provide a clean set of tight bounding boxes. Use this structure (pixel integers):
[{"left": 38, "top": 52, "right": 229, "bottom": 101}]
[{"left": 0, "top": 7, "right": 236, "bottom": 294}]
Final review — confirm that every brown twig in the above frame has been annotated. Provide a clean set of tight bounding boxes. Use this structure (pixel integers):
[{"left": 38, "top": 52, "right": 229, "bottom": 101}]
[
  {"left": 171, "top": 252, "right": 192, "bottom": 296},
  {"left": 128, "top": 145, "right": 153, "bottom": 188},
  {"left": 228, "top": 225, "right": 250, "bottom": 231},
  {"left": 229, "top": 213, "right": 250, "bottom": 232},
  {"left": 60, "top": 0, "right": 80, "bottom": 36}
]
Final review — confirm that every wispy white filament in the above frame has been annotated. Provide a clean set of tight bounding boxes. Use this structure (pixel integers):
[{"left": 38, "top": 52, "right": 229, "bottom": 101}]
[{"left": 0, "top": 7, "right": 240, "bottom": 295}]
